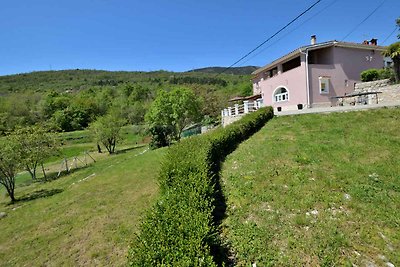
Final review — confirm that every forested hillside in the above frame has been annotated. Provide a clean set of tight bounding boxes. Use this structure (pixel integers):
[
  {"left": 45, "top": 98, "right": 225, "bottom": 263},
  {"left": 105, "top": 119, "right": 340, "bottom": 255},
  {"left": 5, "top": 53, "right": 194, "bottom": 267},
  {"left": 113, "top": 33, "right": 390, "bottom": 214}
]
[
  {"left": 0, "top": 69, "right": 253, "bottom": 134},
  {"left": 188, "top": 66, "right": 258, "bottom": 75}
]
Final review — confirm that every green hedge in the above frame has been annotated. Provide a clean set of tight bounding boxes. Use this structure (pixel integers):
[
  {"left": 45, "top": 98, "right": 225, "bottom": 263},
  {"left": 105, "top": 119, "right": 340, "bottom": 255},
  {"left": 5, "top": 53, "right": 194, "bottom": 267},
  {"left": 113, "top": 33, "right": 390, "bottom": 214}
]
[{"left": 128, "top": 107, "right": 274, "bottom": 266}]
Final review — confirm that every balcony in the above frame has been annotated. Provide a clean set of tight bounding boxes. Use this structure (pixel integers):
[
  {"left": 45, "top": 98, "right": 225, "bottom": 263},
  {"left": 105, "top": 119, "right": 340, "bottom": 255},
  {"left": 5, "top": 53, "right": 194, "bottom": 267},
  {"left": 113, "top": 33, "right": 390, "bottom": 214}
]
[{"left": 221, "top": 96, "right": 264, "bottom": 127}]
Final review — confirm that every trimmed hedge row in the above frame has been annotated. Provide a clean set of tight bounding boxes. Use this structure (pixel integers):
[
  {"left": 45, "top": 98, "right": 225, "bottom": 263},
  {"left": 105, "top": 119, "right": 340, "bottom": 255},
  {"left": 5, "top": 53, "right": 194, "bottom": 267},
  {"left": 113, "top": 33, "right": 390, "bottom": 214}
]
[{"left": 128, "top": 107, "right": 274, "bottom": 266}]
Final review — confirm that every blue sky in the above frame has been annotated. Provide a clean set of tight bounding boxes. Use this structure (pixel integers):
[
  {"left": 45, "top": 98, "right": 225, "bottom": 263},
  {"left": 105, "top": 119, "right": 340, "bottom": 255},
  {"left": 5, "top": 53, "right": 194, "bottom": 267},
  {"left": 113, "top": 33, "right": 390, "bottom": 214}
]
[{"left": 0, "top": 0, "right": 399, "bottom": 75}]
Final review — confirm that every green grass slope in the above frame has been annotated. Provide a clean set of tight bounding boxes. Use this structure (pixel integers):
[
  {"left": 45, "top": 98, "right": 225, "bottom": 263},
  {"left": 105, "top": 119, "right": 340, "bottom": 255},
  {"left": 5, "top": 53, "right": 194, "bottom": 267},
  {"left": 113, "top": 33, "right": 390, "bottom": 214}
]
[
  {"left": 221, "top": 108, "right": 400, "bottom": 266},
  {"left": 0, "top": 146, "right": 164, "bottom": 266}
]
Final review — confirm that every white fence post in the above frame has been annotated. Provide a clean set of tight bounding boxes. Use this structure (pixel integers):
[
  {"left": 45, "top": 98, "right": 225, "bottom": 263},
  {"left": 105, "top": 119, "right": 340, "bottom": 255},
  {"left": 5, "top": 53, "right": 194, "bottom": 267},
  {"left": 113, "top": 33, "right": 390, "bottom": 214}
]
[
  {"left": 257, "top": 98, "right": 264, "bottom": 108},
  {"left": 243, "top": 100, "right": 249, "bottom": 113},
  {"left": 234, "top": 104, "right": 239, "bottom": 116},
  {"left": 228, "top": 107, "right": 232, "bottom": 116}
]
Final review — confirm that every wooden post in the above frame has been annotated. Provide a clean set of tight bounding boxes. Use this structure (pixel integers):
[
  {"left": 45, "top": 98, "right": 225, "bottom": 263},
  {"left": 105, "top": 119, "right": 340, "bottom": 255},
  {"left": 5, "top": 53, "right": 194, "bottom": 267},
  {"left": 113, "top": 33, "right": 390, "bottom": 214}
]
[
  {"left": 41, "top": 163, "right": 47, "bottom": 180},
  {"left": 65, "top": 158, "right": 69, "bottom": 173},
  {"left": 57, "top": 160, "right": 64, "bottom": 177},
  {"left": 77, "top": 157, "right": 86, "bottom": 166},
  {"left": 86, "top": 151, "right": 96, "bottom": 163}
]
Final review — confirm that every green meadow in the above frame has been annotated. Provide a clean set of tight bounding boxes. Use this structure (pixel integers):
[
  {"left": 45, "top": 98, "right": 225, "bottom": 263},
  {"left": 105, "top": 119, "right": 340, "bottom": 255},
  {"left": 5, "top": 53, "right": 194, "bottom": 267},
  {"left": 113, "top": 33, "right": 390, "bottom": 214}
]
[
  {"left": 1, "top": 107, "right": 399, "bottom": 266},
  {"left": 221, "top": 108, "right": 400, "bottom": 266},
  {"left": 0, "top": 129, "right": 163, "bottom": 266}
]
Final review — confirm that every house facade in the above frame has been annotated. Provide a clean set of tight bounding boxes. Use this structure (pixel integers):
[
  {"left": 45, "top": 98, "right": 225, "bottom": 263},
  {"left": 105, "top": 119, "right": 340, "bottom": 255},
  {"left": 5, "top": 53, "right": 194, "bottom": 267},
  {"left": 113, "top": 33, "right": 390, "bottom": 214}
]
[{"left": 252, "top": 37, "right": 386, "bottom": 111}]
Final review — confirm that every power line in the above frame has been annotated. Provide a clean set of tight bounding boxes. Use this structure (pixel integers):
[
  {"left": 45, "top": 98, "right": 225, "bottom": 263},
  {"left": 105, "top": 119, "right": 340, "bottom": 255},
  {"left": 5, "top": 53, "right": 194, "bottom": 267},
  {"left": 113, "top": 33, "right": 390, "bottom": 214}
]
[
  {"left": 238, "top": 0, "right": 338, "bottom": 67},
  {"left": 216, "top": 0, "right": 323, "bottom": 76},
  {"left": 382, "top": 26, "right": 398, "bottom": 45},
  {"left": 341, "top": 0, "right": 387, "bottom": 41}
]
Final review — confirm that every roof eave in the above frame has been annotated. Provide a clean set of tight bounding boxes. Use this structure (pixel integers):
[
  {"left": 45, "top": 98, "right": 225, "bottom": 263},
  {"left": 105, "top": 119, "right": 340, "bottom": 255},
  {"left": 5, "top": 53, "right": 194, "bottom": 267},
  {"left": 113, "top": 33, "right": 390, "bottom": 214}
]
[
  {"left": 335, "top": 42, "right": 386, "bottom": 51},
  {"left": 251, "top": 41, "right": 387, "bottom": 76},
  {"left": 252, "top": 41, "right": 337, "bottom": 75},
  {"left": 251, "top": 50, "right": 301, "bottom": 75}
]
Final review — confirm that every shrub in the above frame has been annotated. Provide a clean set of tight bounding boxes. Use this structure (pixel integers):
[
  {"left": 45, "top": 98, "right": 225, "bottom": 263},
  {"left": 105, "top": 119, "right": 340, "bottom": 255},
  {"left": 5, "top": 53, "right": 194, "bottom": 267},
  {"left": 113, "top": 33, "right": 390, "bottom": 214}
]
[
  {"left": 361, "top": 69, "right": 379, "bottom": 82},
  {"left": 377, "top": 68, "right": 395, "bottom": 81},
  {"left": 148, "top": 125, "right": 174, "bottom": 149},
  {"left": 128, "top": 107, "right": 274, "bottom": 266},
  {"left": 360, "top": 68, "right": 395, "bottom": 82}
]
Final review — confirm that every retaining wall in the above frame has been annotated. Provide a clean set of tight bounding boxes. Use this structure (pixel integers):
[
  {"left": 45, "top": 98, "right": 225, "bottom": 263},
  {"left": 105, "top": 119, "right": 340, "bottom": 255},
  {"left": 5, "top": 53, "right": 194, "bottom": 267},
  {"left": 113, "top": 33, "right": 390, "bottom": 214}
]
[{"left": 355, "top": 79, "right": 400, "bottom": 103}]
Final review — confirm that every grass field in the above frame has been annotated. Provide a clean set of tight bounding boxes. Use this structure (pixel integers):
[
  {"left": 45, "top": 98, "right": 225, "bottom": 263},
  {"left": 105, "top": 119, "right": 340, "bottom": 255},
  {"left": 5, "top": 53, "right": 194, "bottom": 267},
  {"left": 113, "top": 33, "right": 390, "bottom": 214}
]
[
  {"left": 53, "top": 125, "right": 147, "bottom": 159},
  {"left": 221, "top": 108, "right": 400, "bottom": 266},
  {"left": 0, "top": 144, "right": 164, "bottom": 266},
  {"left": 0, "top": 125, "right": 147, "bottom": 192}
]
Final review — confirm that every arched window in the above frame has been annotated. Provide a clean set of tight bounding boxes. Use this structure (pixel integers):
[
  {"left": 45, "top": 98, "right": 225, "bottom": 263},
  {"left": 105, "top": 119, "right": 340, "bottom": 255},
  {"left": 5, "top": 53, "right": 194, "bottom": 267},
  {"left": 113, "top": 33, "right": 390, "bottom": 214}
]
[{"left": 273, "top": 87, "right": 289, "bottom": 102}]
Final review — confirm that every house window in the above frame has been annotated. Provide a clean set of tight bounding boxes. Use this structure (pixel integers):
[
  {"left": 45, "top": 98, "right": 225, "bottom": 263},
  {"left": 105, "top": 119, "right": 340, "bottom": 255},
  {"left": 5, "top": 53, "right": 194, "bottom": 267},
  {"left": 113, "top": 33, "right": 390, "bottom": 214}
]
[
  {"left": 273, "top": 87, "right": 289, "bottom": 102},
  {"left": 319, "top": 77, "right": 330, "bottom": 94}
]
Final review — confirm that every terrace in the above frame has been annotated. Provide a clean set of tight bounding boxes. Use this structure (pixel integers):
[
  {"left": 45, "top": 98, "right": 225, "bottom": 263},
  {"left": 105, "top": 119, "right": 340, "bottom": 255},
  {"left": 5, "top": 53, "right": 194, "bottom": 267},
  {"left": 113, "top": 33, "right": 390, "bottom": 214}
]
[{"left": 221, "top": 94, "right": 264, "bottom": 126}]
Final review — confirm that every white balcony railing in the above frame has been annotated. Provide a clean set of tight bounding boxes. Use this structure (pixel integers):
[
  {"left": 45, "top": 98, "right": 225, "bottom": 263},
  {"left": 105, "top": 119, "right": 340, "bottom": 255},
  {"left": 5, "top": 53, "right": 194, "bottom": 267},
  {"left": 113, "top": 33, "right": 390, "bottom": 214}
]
[{"left": 221, "top": 99, "right": 264, "bottom": 126}]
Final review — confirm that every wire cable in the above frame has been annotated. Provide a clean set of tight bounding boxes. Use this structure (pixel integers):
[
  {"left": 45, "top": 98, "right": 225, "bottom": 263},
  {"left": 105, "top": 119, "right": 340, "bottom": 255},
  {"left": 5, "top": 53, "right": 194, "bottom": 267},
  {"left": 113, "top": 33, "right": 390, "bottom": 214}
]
[
  {"left": 381, "top": 26, "right": 398, "bottom": 45},
  {"left": 238, "top": 0, "right": 338, "bottom": 67},
  {"left": 341, "top": 0, "right": 387, "bottom": 41},
  {"left": 216, "top": 0, "right": 323, "bottom": 76}
]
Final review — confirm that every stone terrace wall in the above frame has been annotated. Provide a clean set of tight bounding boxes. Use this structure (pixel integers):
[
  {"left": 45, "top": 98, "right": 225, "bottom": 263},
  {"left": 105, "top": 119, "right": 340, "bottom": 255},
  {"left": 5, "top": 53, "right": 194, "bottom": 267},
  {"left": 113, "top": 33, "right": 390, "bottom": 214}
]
[
  {"left": 355, "top": 79, "right": 400, "bottom": 103},
  {"left": 222, "top": 115, "right": 242, "bottom": 127}
]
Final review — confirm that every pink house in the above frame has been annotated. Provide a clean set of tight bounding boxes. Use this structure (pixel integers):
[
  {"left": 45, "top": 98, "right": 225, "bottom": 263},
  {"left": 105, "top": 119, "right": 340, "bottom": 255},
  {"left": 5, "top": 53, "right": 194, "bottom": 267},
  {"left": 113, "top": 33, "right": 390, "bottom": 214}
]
[{"left": 252, "top": 36, "right": 386, "bottom": 112}]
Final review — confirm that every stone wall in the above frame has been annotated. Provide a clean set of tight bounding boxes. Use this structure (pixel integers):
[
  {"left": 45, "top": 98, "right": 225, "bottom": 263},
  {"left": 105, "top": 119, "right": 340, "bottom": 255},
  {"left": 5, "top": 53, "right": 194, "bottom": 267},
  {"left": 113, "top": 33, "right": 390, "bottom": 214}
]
[
  {"left": 355, "top": 79, "right": 400, "bottom": 104},
  {"left": 355, "top": 79, "right": 391, "bottom": 91},
  {"left": 222, "top": 115, "right": 242, "bottom": 127}
]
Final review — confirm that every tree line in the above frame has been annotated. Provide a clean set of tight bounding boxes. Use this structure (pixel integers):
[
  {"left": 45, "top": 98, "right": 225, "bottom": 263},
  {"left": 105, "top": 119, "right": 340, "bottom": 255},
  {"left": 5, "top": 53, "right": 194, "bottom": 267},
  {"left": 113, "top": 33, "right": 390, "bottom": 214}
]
[
  {"left": 0, "top": 86, "right": 206, "bottom": 202},
  {"left": 0, "top": 70, "right": 253, "bottom": 135}
]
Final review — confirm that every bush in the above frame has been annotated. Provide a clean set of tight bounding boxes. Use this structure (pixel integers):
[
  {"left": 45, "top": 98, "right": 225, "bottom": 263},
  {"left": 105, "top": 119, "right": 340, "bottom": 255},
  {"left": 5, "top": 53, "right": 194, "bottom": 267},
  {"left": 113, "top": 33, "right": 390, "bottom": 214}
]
[
  {"left": 361, "top": 69, "right": 379, "bottom": 82},
  {"left": 361, "top": 68, "right": 395, "bottom": 82},
  {"left": 128, "top": 107, "right": 274, "bottom": 266},
  {"left": 377, "top": 68, "right": 395, "bottom": 81},
  {"left": 148, "top": 125, "right": 174, "bottom": 149}
]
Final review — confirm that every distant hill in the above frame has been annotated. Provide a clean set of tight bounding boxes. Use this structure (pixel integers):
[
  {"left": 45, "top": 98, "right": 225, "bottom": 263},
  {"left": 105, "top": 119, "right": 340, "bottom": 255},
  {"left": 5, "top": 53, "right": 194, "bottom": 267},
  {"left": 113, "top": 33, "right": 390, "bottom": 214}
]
[
  {"left": 188, "top": 66, "right": 259, "bottom": 75},
  {"left": 0, "top": 69, "right": 253, "bottom": 94}
]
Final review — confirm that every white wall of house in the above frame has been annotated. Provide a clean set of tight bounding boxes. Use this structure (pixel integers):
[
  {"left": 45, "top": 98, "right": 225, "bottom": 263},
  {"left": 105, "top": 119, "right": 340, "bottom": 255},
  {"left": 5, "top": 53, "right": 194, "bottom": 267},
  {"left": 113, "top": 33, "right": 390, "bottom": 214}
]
[{"left": 253, "top": 55, "right": 307, "bottom": 112}]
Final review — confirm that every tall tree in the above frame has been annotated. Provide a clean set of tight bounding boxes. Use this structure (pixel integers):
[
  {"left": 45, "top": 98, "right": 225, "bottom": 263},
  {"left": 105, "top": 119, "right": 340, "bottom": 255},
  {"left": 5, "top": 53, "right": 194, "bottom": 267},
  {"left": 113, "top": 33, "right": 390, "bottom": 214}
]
[
  {"left": 0, "top": 137, "right": 21, "bottom": 202},
  {"left": 90, "top": 113, "right": 125, "bottom": 154},
  {"left": 145, "top": 87, "right": 202, "bottom": 148},
  {"left": 168, "top": 88, "right": 202, "bottom": 140},
  {"left": 13, "top": 126, "right": 59, "bottom": 180},
  {"left": 383, "top": 42, "right": 400, "bottom": 83},
  {"left": 397, "top": 17, "right": 400, "bottom": 39}
]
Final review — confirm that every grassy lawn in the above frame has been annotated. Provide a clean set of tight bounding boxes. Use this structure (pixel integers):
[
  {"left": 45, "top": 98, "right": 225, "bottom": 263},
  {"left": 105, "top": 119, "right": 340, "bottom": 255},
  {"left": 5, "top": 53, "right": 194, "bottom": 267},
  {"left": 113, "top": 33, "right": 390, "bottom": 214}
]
[
  {"left": 221, "top": 108, "right": 400, "bottom": 266},
  {"left": 0, "top": 125, "right": 148, "bottom": 192},
  {"left": 0, "top": 145, "right": 164, "bottom": 266}
]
